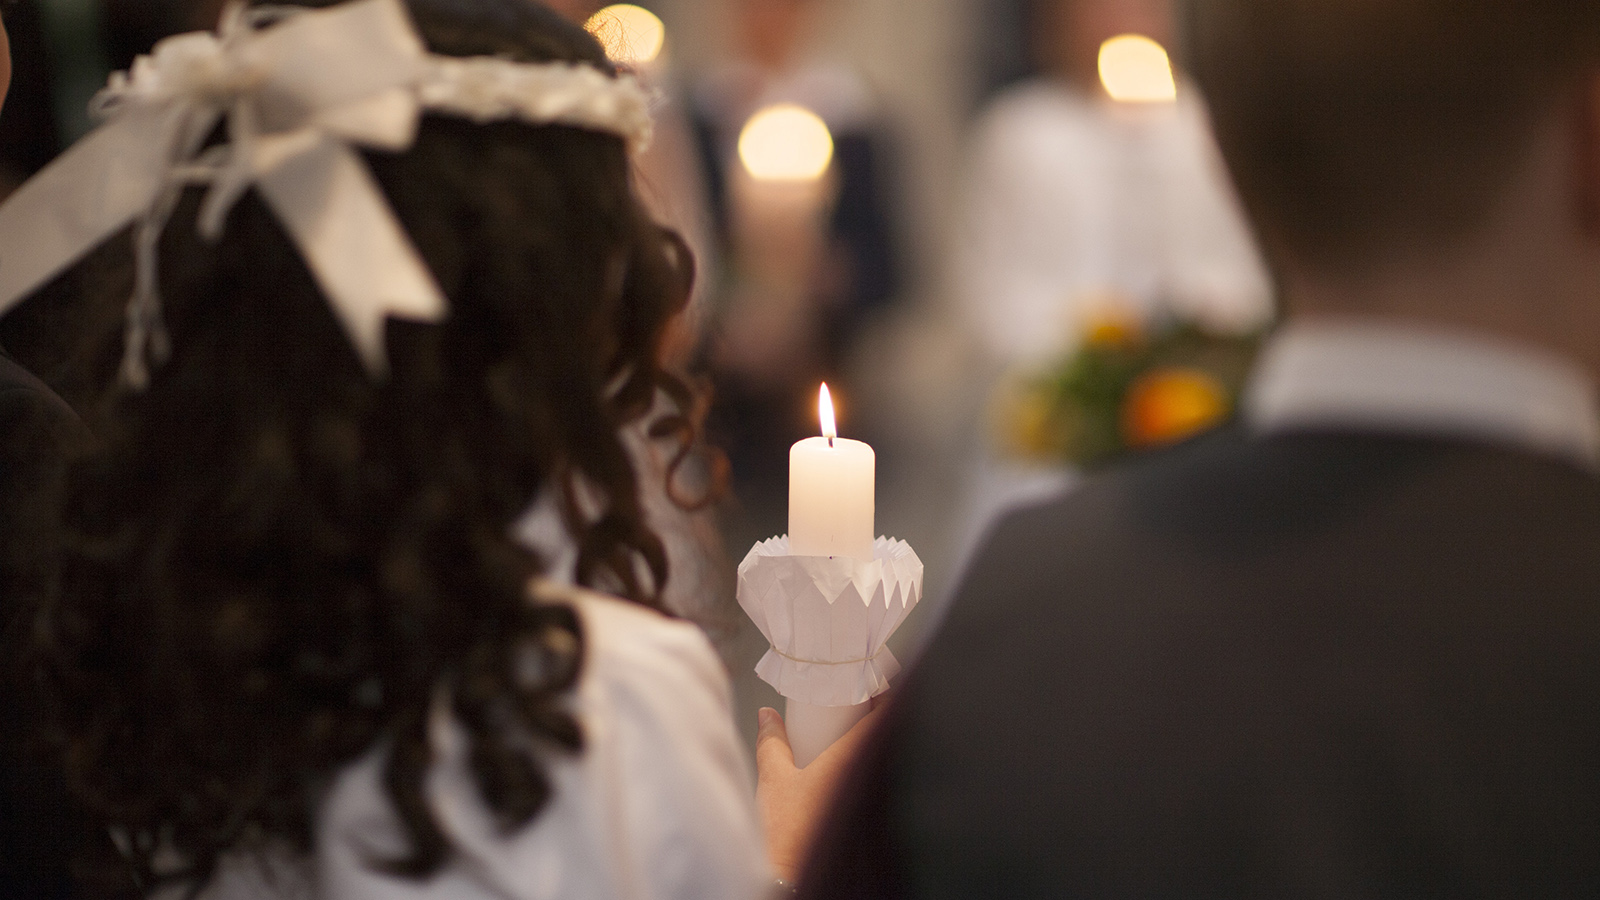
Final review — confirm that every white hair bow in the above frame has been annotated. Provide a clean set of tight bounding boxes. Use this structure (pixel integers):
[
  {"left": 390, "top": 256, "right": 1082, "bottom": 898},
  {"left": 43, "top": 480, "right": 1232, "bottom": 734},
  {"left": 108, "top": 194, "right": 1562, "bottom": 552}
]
[{"left": 0, "top": 0, "right": 652, "bottom": 388}]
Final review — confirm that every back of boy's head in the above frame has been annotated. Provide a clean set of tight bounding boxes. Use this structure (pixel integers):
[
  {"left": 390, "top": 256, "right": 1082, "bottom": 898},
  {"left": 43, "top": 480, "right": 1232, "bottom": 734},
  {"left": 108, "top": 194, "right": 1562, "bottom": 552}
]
[{"left": 1185, "top": 0, "right": 1600, "bottom": 274}]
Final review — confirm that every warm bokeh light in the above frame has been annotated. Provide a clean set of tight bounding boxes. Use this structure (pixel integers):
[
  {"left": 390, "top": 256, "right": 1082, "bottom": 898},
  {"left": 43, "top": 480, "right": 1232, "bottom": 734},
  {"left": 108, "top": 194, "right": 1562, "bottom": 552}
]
[
  {"left": 585, "top": 4, "right": 666, "bottom": 66},
  {"left": 738, "top": 104, "right": 835, "bottom": 181},
  {"left": 819, "top": 383, "right": 837, "bottom": 440},
  {"left": 1097, "top": 34, "right": 1178, "bottom": 103}
]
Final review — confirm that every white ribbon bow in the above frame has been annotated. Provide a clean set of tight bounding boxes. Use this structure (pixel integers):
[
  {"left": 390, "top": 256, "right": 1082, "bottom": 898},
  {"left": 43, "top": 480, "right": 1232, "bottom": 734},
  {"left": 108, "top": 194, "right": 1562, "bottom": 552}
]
[{"left": 0, "top": 0, "right": 449, "bottom": 386}]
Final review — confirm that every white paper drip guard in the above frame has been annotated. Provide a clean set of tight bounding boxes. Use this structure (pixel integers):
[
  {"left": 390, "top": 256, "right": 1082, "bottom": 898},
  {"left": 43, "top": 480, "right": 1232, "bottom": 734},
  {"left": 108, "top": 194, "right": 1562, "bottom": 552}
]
[{"left": 737, "top": 535, "right": 923, "bottom": 708}]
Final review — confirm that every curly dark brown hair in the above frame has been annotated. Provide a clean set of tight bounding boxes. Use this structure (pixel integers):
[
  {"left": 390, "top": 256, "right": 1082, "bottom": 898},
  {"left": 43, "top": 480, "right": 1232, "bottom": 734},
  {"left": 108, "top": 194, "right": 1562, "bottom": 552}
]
[{"left": 21, "top": 0, "right": 704, "bottom": 894}]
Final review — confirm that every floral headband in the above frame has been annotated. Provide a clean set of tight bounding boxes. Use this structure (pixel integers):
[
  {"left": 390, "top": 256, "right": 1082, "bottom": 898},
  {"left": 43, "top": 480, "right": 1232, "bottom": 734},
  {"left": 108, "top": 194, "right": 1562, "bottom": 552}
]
[{"left": 0, "top": 0, "right": 654, "bottom": 388}]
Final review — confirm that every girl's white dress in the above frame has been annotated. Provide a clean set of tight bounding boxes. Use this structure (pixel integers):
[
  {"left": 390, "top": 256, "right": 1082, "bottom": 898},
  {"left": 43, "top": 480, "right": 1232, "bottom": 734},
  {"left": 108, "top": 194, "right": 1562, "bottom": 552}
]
[{"left": 180, "top": 586, "right": 771, "bottom": 900}]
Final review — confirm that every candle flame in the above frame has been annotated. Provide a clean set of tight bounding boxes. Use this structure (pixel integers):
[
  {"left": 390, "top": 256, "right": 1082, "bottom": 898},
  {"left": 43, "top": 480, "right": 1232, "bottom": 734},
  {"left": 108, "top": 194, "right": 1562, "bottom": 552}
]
[
  {"left": 1098, "top": 34, "right": 1178, "bottom": 103},
  {"left": 585, "top": 4, "right": 666, "bottom": 66},
  {"left": 738, "top": 104, "right": 835, "bottom": 182},
  {"left": 819, "top": 383, "right": 837, "bottom": 442}
]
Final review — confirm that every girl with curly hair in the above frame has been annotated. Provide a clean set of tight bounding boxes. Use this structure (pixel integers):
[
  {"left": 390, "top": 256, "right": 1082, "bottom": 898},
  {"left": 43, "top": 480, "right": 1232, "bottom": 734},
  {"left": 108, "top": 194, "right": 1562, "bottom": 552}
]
[{"left": 1, "top": 0, "right": 770, "bottom": 897}]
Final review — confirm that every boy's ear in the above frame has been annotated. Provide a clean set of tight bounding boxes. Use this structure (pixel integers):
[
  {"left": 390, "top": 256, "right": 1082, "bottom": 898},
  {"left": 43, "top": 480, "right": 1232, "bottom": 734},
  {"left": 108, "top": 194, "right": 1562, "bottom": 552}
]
[{"left": 0, "top": 8, "right": 10, "bottom": 117}]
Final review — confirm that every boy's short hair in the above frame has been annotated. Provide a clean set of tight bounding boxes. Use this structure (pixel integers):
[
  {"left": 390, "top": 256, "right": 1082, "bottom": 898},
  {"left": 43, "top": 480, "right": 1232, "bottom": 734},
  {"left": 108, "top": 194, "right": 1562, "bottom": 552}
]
[{"left": 1185, "top": 0, "right": 1600, "bottom": 273}]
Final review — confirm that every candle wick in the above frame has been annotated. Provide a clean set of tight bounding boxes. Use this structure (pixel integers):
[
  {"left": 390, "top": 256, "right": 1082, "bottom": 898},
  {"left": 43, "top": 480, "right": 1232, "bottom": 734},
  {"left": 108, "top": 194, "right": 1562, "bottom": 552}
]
[{"left": 828, "top": 436, "right": 834, "bottom": 448}]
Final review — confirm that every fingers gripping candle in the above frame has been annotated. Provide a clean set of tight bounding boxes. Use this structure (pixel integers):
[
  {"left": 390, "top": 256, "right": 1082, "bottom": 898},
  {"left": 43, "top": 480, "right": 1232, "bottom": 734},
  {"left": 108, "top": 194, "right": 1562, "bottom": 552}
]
[{"left": 788, "top": 384, "right": 875, "bottom": 561}]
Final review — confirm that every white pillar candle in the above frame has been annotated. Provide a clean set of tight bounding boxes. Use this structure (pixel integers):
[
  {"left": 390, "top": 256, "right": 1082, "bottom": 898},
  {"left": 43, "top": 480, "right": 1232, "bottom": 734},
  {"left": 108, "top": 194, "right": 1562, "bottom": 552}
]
[
  {"left": 780, "top": 384, "right": 879, "bottom": 766},
  {"left": 788, "top": 384, "right": 875, "bottom": 560}
]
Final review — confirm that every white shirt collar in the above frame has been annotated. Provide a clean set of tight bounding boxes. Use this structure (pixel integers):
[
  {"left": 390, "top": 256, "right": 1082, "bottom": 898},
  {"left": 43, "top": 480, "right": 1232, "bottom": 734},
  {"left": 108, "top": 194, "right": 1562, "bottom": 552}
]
[{"left": 1242, "top": 318, "right": 1600, "bottom": 470}]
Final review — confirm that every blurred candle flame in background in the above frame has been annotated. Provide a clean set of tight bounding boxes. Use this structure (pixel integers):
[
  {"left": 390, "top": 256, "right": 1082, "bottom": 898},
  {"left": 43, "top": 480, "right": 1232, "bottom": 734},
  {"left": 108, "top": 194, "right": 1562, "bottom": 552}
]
[
  {"left": 1097, "top": 34, "right": 1177, "bottom": 103},
  {"left": 585, "top": 4, "right": 666, "bottom": 66},
  {"left": 738, "top": 104, "right": 835, "bottom": 181}
]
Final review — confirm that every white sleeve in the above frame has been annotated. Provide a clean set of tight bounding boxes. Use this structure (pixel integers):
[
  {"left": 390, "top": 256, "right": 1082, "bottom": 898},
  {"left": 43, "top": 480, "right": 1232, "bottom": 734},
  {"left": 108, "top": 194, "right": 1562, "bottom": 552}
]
[
  {"left": 594, "top": 598, "right": 772, "bottom": 900},
  {"left": 363, "top": 589, "right": 772, "bottom": 900}
]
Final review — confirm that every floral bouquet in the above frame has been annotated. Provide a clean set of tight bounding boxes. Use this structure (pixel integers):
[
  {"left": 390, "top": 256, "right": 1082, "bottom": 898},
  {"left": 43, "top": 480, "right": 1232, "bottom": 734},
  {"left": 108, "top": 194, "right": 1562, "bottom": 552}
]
[{"left": 996, "top": 313, "right": 1266, "bottom": 468}]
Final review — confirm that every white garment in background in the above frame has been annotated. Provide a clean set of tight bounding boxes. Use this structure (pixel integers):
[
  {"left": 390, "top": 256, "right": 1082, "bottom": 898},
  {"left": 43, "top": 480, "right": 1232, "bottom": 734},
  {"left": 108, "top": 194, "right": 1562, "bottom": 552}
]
[
  {"left": 693, "top": 58, "right": 877, "bottom": 152},
  {"left": 184, "top": 587, "right": 770, "bottom": 900},
  {"left": 941, "top": 80, "right": 1273, "bottom": 622},
  {"left": 957, "top": 80, "right": 1272, "bottom": 366}
]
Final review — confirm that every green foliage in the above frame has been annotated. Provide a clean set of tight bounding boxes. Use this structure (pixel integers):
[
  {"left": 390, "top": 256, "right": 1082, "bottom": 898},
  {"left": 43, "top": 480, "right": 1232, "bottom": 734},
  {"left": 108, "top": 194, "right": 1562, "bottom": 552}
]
[{"left": 1001, "top": 320, "right": 1265, "bottom": 468}]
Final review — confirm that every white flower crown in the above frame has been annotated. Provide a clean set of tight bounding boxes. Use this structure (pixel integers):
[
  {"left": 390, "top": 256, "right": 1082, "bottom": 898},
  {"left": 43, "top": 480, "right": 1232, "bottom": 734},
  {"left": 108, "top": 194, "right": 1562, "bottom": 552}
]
[
  {"left": 419, "top": 57, "right": 653, "bottom": 149},
  {"left": 0, "top": 0, "right": 655, "bottom": 388}
]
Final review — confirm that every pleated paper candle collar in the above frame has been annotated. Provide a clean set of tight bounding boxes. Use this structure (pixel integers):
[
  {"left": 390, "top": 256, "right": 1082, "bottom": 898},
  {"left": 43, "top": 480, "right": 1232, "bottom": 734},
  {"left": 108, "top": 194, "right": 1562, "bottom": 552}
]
[{"left": 0, "top": 0, "right": 654, "bottom": 388}]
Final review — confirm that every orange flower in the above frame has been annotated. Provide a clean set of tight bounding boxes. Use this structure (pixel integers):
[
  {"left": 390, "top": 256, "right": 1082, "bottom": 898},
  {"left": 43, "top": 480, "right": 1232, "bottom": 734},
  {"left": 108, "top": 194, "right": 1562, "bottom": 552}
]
[{"left": 1121, "top": 367, "right": 1229, "bottom": 448}]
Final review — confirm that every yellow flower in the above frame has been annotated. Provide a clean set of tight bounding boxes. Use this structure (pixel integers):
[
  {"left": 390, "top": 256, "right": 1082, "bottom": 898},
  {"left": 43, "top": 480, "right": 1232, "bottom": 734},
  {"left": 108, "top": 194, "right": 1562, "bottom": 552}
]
[
  {"left": 1121, "top": 367, "right": 1229, "bottom": 448},
  {"left": 1075, "top": 294, "right": 1143, "bottom": 350},
  {"left": 1083, "top": 314, "right": 1142, "bottom": 350},
  {"left": 993, "top": 378, "right": 1074, "bottom": 460}
]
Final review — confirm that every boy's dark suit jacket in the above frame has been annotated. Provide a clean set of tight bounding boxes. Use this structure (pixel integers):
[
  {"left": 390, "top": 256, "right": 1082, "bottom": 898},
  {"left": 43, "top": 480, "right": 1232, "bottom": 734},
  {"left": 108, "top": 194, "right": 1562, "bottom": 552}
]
[
  {"left": 803, "top": 426, "right": 1600, "bottom": 898},
  {"left": 0, "top": 350, "right": 89, "bottom": 899}
]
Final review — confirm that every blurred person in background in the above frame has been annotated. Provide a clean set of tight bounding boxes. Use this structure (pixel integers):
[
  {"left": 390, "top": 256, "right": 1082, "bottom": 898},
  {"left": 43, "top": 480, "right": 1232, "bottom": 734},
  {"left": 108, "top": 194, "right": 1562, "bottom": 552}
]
[
  {"left": 776, "top": 0, "right": 1600, "bottom": 895},
  {"left": 943, "top": 0, "right": 1273, "bottom": 581},
  {"left": 958, "top": 0, "right": 1269, "bottom": 368},
  {"left": 693, "top": 0, "right": 901, "bottom": 497}
]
